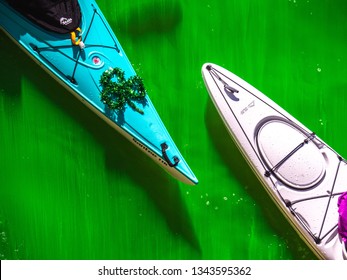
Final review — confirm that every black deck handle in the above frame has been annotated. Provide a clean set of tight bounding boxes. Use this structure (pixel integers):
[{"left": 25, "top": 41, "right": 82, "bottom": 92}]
[{"left": 161, "top": 143, "right": 180, "bottom": 167}]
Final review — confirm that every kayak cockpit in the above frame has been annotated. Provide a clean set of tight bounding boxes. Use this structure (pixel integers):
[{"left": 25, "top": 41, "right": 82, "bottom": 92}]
[
  {"left": 6, "top": 0, "right": 81, "bottom": 34},
  {"left": 255, "top": 116, "right": 326, "bottom": 190}
]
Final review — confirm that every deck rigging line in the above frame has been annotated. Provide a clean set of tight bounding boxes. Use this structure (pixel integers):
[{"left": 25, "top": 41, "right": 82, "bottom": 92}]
[{"left": 31, "top": 4, "right": 120, "bottom": 84}]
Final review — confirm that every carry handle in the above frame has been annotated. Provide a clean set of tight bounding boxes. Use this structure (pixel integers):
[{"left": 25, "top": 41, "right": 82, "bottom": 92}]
[
  {"left": 161, "top": 143, "right": 180, "bottom": 167},
  {"left": 70, "top": 27, "right": 85, "bottom": 49}
]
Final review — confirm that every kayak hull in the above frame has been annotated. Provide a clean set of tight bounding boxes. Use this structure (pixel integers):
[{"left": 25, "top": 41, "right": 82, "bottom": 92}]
[
  {"left": 0, "top": 0, "right": 197, "bottom": 185},
  {"left": 202, "top": 62, "right": 347, "bottom": 259}
]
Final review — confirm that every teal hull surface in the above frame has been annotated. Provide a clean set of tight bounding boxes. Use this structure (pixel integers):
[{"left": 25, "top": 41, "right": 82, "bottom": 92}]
[{"left": 0, "top": 0, "right": 197, "bottom": 185}]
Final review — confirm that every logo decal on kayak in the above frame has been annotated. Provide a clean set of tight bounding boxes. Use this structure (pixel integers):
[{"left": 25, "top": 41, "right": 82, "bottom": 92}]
[
  {"left": 92, "top": 56, "right": 101, "bottom": 66},
  {"left": 241, "top": 101, "right": 255, "bottom": 115},
  {"left": 60, "top": 17, "right": 73, "bottom": 26}
]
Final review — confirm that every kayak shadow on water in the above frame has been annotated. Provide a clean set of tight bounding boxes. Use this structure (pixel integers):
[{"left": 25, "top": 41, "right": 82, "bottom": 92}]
[
  {"left": 0, "top": 31, "right": 200, "bottom": 258},
  {"left": 100, "top": 127, "right": 201, "bottom": 257},
  {"left": 205, "top": 100, "right": 317, "bottom": 260},
  {"left": 60, "top": 93, "right": 201, "bottom": 258},
  {"left": 112, "top": 1, "right": 183, "bottom": 38}
]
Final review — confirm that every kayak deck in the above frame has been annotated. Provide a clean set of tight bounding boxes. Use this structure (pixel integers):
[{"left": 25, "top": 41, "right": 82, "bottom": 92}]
[
  {"left": 0, "top": 0, "right": 198, "bottom": 185},
  {"left": 202, "top": 62, "right": 347, "bottom": 259}
]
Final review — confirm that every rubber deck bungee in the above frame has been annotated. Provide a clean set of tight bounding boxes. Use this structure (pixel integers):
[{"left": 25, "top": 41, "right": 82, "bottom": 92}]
[
  {"left": 0, "top": 0, "right": 198, "bottom": 185},
  {"left": 202, "top": 63, "right": 347, "bottom": 259}
]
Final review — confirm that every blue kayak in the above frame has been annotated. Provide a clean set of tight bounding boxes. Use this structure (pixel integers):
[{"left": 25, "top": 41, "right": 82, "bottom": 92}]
[{"left": 0, "top": 0, "right": 198, "bottom": 185}]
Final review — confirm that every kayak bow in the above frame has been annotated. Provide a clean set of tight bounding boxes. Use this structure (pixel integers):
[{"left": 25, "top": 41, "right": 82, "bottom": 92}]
[{"left": 0, "top": 0, "right": 198, "bottom": 185}]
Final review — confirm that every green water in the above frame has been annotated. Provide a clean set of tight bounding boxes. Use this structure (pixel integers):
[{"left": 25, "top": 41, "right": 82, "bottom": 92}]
[{"left": 1, "top": 0, "right": 347, "bottom": 260}]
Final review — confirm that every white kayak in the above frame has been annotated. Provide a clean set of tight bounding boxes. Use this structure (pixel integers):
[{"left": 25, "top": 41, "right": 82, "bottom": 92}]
[{"left": 202, "top": 63, "right": 347, "bottom": 260}]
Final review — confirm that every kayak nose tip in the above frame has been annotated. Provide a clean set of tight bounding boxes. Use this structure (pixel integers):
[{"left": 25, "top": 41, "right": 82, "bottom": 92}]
[
  {"left": 206, "top": 64, "right": 212, "bottom": 71},
  {"left": 188, "top": 176, "right": 199, "bottom": 186}
]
